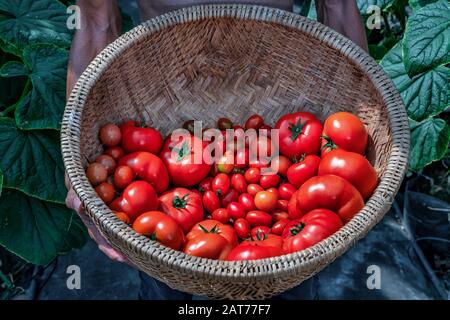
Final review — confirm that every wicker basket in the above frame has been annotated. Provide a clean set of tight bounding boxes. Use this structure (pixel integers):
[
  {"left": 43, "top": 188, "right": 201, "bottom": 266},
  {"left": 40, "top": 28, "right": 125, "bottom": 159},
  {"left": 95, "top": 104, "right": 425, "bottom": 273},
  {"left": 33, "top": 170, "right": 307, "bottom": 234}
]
[{"left": 61, "top": 5, "right": 410, "bottom": 299}]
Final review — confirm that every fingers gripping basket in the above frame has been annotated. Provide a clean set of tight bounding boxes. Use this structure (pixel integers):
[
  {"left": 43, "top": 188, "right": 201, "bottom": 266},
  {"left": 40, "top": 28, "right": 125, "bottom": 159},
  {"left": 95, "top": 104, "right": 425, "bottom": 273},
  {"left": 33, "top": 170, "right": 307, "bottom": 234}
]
[{"left": 61, "top": 5, "right": 410, "bottom": 299}]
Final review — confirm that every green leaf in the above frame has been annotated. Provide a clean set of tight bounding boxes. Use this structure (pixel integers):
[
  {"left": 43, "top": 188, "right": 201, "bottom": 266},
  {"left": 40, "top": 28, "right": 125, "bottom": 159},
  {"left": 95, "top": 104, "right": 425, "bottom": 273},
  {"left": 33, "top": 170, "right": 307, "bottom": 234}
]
[
  {"left": 0, "top": 189, "right": 87, "bottom": 265},
  {"left": 369, "top": 44, "right": 388, "bottom": 61},
  {"left": 0, "top": 49, "right": 27, "bottom": 110},
  {"left": 357, "top": 0, "right": 396, "bottom": 14},
  {"left": 0, "top": 0, "right": 71, "bottom": 56},
  {"left": 0, "top": 170, "right": 3, "bottom": 196},
  {"left": 0, "top": 117, "right": 67, "bottom": 203},
  {"left": 12, "top": 44, "right": 68, "bottom": 130},
  {"left": 409, "top": 117, "right": 450, "bottom": 171},
  {"left": 0, "top": 61, "right": 28, "bottom": 77},
  {"left": 381, "top": 42, "right": 449, "bottom": 121},
  {"left": 409, "top": 0, "right": 439, "bottom": 10},
  {"left": 403, "top": 1, "right": 450, "bottom": 77}
]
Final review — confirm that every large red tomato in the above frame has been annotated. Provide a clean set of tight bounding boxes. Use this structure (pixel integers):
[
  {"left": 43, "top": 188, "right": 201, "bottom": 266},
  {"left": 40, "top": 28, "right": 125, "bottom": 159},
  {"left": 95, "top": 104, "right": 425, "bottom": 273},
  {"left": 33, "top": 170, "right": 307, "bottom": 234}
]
[
  {"left": 118, "top": 151, "right": 169, "bottom": 194},
  {"left": 282, "top": 209, "right": 343, "bottom": 253},
  {"left": 110, "top": 181, "right": 158, "bottom": 222},
  {"left": 318, "top": 149, "right": 378, "bottom": 199},
  {"left": 275, "top": 112, "right": 323, "bottom": 159},
  {"left": 286, "top": 155, "right": 321, "bottom": 188},
  {"left": 227, "top": 244, "right": 273, "bottom": 261},
  {"left": 243, "top": 233, "right": 283, "bottom": 257},
  {"left": 159, "top": 188, "right": 204, "bottom": 233},
  {"left": 132, "top": 211, "right": 185, "bottom": 250},
  {"left": 288, "top": 174, "right": 364, "bottom": 223},
  {"left": 187, "top": 220, "right": 238, "bottom": 247},
  {"left": 159, "top": 134, "right": 211, "bottom": 187},
  {"left": 120, "top": 120, "right": 163, "bottom": 154},
  {"left": 321, "top": 112, "right": 368, "bottom": 155}
]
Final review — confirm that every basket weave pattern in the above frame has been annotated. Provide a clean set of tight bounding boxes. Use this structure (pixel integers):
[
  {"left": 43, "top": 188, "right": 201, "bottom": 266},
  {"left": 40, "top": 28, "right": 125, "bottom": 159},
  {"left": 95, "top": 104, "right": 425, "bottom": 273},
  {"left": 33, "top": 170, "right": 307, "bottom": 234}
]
[{"left": 61, "top": 5, "right": 410, "bottom": 299}]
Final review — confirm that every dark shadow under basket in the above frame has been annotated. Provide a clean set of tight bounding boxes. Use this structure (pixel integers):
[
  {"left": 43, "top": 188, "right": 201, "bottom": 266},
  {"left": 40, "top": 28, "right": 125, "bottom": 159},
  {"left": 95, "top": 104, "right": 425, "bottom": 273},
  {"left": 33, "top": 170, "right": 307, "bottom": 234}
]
[{"left": 61, "top": 5, "right": 410, "bottom": 299}]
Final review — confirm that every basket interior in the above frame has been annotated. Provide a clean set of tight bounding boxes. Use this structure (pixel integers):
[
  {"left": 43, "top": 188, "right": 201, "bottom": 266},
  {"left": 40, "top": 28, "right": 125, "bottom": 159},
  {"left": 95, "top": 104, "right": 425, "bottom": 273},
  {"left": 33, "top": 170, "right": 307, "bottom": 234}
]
[{"left": 79, "top": 18, "right": 392, "bottom": 177}]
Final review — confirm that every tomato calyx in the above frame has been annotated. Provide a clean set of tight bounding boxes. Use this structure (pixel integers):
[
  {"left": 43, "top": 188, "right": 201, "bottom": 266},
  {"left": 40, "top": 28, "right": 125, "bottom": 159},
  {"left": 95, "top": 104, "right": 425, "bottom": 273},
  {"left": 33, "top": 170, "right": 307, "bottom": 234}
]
[
  {"left": 289, "top": 222, "right": 306, "bottom": 236},
  {"left": 288, "top": 119, "right": 307, "bottom": 141},
  {"left": 321, "top": 135, "right": 337, "bottom": 152},
  {"left": 198, "top": 223, "right": 219, "bottom": 234},
  {"left": 255, "top": 230, "right": 268, "bottom": 241},
  {"left": 172, "top": 194, "right": 190, "bottom": 209},
  {"left": 292, "top": 153, "right": 307, "bottom": 163},
  {"left": 169, "top": 141, "right": 191, "bottom": 161}
]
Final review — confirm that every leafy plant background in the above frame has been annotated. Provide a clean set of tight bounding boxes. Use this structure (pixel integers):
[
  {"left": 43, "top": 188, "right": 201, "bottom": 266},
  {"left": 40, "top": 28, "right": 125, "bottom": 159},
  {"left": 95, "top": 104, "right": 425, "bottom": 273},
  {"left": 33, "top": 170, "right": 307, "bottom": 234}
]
[{"left": 0, "top": 0, "right": 448, "bottom": 292}]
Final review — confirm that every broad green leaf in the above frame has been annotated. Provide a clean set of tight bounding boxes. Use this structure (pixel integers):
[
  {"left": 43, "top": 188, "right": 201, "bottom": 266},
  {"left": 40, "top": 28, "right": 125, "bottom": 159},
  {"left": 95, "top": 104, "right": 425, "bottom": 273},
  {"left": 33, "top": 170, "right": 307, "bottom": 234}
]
[
  {"left": 409, "top": 0, "right": 439, "bottom": 10},
  {"left": 0, "top": 49, "right": 27, "bottom": 111},
  {"left": 403, "top": 1, "right": 450, "bottom": 76},
  {"left": 0, "top": 189, "right": 87, "bottom": 265},
  {"left": 0, "top": 170, "right": 3, "bottom": 196},
  {"left": 0, "top": 117, "right": 67, "bottom": 203},
  {"left": 357, "top": 0, "right": 396, "bottom": 14},
  {"left": 369, "top": 44, "right": 388, "bottom": 61},
  {"left": 0, "top": 61, "right": 28, "bottom": 77},
  {"left": 12, "top": 44, "right": 68, "bottom": 130},
  {"left": 409, "top": 118, "right": 450, "bottom": 171},
  {"left": 381, "top": 43, "right": 449, "bottom": 121},
  {"left": 0, "top": 0, "right": 71, "bottom": 56}
]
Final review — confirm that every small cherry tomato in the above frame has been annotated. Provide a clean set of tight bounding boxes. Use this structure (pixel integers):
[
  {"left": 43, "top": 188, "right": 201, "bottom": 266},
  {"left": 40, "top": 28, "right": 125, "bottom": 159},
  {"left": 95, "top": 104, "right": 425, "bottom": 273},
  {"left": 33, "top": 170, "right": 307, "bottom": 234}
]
[
  {"left": 212, "top": 173, "right": 230, "bottom": 196},
  {"left": 235, "top": 148, "right": 249, "bottom": 169},
  {"left": 220, "top": 188, "right": 239, "bottom": 208},
  {"left": 212, "top": 208, "right": 231, "bottom": 224},
  {"left": 246, "top": 210, "right": 272, "bottom": 227},
  {"left": 276, "top": 199, "right": 289, "bottom": 212},
  {"left": 251, "top": 226, "right": 270, "bottom": 240},
  {"left": 203, "top": 190, "right": 221, "bottom": 214},
  {"left": 234, "top": 218, "right": 251, "bottom": 239},
  {"left": 245, "top": 114, "right": 264, "bottom": 130},
  {"left": 231, "top": 174, "right": 247, "bottom": 194},
  {"left": 259, "top": 124, "right": 272, "bottom": 137},
  {"left": 217, "top": 117, "right": 233, "bottom": 130},
  {"left": 182, "top": 120, "right": 196, "bottom": 134},
  {"left": 95, "top": 182, "right": 115, "bottom": 204},
  {"left": 271, "top": 219, "right": 289, "bottom": 235},
  {"left": 114, "top": 165, "right": 134, "bottom": 189},
  {"left": 265, "top": 187, "right": 279, "bottom": 198},
  {"left": 247, "top": 184, "right": 263, "bottom": 196},
  {"left": 95, "top": 154, "right": 116, "bottom": 175},
  {"left": 238, "top": 193, "right": 256, "bottom": 212},
  {"left": 104, "top": 146, "right": 124, "bottom": 161},
  {"left": 217, "top": 150, "right": 234, "bottom": 174},
  {"left": 210, "top": 164, "right": 220, "bottom": 177},
  {"left": 114, "top": 211, "right": 130, "bottom": 224},
  {"left": 198, "top": 177, "right": 213, "bottom": 193},
  {"left": 278, "top": 183, "right": 297, "bottom": 200},
  {"left": 244, "top": 167, "right": 261, "bottom": 184},
  {"left": 260, "top": 174, "right": 280, "bottom": 189},
  {"left": 227, "top": 202, "right": 246, "bottom": 220},
  {"left": 270, "top": 155, "right": 292, "bottom": 177},
  {"left": 86, "top": 162, "right": 108, "bottom": 186},
  {"left": 254, "top": 191, "right": 278, "bottom": 212},
  {"left": 272, "top": 210, "right": 289, "bottom": 222},
  {"left": 99, "top": 123, "right": 121, "bottom": 146}
]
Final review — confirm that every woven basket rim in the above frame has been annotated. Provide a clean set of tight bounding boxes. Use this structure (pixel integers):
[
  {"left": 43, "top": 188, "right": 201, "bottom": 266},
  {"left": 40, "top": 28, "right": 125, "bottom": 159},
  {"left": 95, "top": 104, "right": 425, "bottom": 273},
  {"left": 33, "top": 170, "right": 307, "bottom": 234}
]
[{"left": 61, "top": 4, "right": 410, "bottom": 280}]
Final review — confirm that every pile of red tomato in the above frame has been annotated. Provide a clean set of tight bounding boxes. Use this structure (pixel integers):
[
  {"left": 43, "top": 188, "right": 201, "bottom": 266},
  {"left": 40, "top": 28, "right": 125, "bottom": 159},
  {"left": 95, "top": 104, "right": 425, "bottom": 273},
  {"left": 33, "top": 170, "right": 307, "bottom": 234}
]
[{"left": 85, "top": 111, "right": 378, "bottom": 261}]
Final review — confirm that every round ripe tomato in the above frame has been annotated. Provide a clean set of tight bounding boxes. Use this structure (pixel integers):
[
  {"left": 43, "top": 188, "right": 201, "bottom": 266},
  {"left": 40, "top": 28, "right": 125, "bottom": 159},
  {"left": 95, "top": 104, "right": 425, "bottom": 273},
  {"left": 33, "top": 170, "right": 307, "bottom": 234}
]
[
  {"left": 198, "top": 177, "right": 213, "bottom": 193},
  {"left": 238, "top": 193, "right": 256, "bottom": 212},
  {"left": 254, "top": 191, "right": 278, "bottom": 212},
  {"left": 244, "top": 167, "right": 261, "bottom": 184},
  {"left": 321, "top": 112, "right": 368, "bottom": 156},
  {"left": 110, "top": 181, "right": 158, "bottom": 222},
  {"left": 289, "top": 174, "right": 364, "bottom": 223},
  {"left": 246, "top": 210, "right": 272, "bottom": 227},
  {"left": 271, "top": 219, "right": 289, "bottom": 236},
  {"left": 259, "top": 174, "right": 280, "bottom": 189},
  {"left": 132, "top": 211, "right": 185, "bottom": 250},
  {"left": 86, "top": 162, "right": 108, "bottom": 186},
  {"left": 212, "top": 173, "right": 230, "bottom": 196},
  {"left": 217, "top": 117, "right": 233, "bottom": 130},
  {"left": 220, "top": 188, "right": 239, "bottom": 208},
  {"left": 251, "top": 226, "right": 270, "bottom": 240},
  {"left": 159, "top": 134, "right": 211, "bottom": 187},
  {"left": 276, "top": 199, "right": 289, "bottom": 212},
  {"left": 231, "top": 174, "right": 247, "bottom": 194},
  {"left": 120, "top": 120, "right": 163, "bottom": 154},
  {"left": 245, "top": 114, "right": 264, "bottom": 130},
  {"left": 227, "top": 244, "right": 273, "bottom": 261},
  {"left": 99, "top": 123, "right": 121, "bottom": 146},
  {"left": 235, "top": 148, "right": 249, "bottom": 169},
  {"left": 265, "top": 187, "right": 279, "bottom": 198},
  {"left": 184, "top": 233, "right": 232, "bottom": 260},
  {"left": 212, "top": 208, "right": 231, "bottom": 224},
  {"left": 95, "top": 182, "right": 115, "bottom": 204},
  {"left": 286, "top": 154, "right": 321, "bottom": 188},
  {"left": 272, "top": 209, "right": 289, "bottom": 222},
  {"left": 247, "top": 184, "right": 263, "bottom": 196},
  {"left": 282, "top": 209, "right": 343, "bottom": 253},
  {"left": 118, "top": 151, "right": 169, "bottom": 194},
  {"left": 187, "top": 220, "right": 238, "bottom": 247},
  {"left": 104, "top": 146, "right": 124, "bottom": 161},
  {"left": 114, "top": 211, "right": 130, "bottom": 224},
  {"left": 270, "top": 155, "right": 292, "bottom": 177},
  {"left": 95, "top": 154, "right": 116, "bottom": 175},
  {"left": 242, "top": 234, "right": 283, "bottom": 257},
  {"left": 318, "top": 149, "right": 378, "bottom": 199},
  {"left": 275, "top": 112, "right": 322, "bottom": 159},
  {"left": 113, "top": 165, "right": 134, "bottom": 189},
  {"left": 278, "top": 183, "right": 296, "bottom": 200},
  {"left": 203, "top": 190, "right": 221, "bottom": 214},
  {"left": 227, "top": 202, "right": 246, "bottom": 220},
  {"left": 159, "top": 188, "right": 204, "bottom": 233},
  {"left": 234, "top": 218, "right": 251, "bottom": 239}
]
